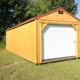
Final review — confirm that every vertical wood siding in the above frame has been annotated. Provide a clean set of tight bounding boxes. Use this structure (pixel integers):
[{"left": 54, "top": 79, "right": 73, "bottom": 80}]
[
  {"left": 78, "top": 23, "right": 80, "bottom": 57},
  {"left": 39, "top": 11, "right": 79, "bottom": 22},
  {"left": 6, "top": 20, "right": 37, "bottom": 63}
]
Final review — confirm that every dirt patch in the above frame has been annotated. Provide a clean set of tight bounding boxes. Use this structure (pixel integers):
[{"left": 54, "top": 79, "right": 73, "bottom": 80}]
[
  {"left": 0, "top": 62, "right": 19, "bottom": 70},
  {"left": 9, "top": 69, "right": 17, "bottom": 77},
  {"left": 0, "top": 49, "right": 6, "bottom": 53},
  {"left": 0, "top": 69, "right": 18, "bottom": 80}
]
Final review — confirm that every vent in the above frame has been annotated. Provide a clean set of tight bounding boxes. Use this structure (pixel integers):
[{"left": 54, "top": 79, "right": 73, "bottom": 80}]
[{"left": 58, "top": 10, "right": 63, "bottom": 14}]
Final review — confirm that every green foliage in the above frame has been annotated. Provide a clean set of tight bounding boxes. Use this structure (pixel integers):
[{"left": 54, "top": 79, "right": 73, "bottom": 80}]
[
  {"left": 59, "top": 0, "right": 78, "bottom": 15},
  {"left": 0, "top": 41, "right": 6, "bottom": 49},
  {"left": 30, "top": 0, "right": 52, "bottom": 16},
  {"left": 0, "top": 36, "right": 6, "bottom": 49},
  {"left": 0, "top": 0, "right": 32, "bottom": 41},
  {"left": 31, "top": 0, "right": 78, "bottom": 16}
]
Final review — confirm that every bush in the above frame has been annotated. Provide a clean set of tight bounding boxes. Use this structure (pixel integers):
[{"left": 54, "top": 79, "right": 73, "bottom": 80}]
[{"left": 0, "top": 36, "right": 6, "bottom": 49}]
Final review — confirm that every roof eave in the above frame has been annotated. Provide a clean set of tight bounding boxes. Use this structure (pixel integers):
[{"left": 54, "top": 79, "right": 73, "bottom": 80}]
[{"left": 6, "top": 18, "right": 35, "bottom": 31}]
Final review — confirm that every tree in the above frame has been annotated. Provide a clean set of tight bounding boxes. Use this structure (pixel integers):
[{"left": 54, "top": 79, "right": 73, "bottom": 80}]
[
  {"left": 12, "top": 0, "right": 33, "bottom": 24},
  {"left": 59, "top": 0, "right": 77, "bottom": 15},
  {"left": 0, "top": 0, "right": 32, "bottom": 41},
  {"left": 30, "top": 0, "right": 77, "bottom": 16},
  {"left": 0, "top": 0, "right": 13, "bottom": 40},
  {"left": 29, "top": 0, "right": 52, "bottom": 16}
]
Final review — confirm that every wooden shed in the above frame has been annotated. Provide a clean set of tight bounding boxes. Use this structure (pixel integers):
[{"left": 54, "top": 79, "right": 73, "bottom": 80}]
[{"left": 6, "top": 7, "right": 80, "bottom": 64}]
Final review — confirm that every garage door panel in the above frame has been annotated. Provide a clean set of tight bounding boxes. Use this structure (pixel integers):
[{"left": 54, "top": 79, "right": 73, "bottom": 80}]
[{"left": 42, "top": 25, "right": 76, "bottom": 60}]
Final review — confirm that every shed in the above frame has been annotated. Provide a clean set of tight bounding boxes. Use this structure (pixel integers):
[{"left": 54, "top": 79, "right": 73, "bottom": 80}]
[{"left": 6, "top": 7, "right": 80, "bottom": 64}]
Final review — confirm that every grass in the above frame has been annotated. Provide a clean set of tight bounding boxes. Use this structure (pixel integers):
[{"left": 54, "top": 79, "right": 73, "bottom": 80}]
[
  {"left": 0, "top": 49, "right": 80, "bottom": 80},
  {"left": 0, "top": 41, "right": 6, "bottom": 49}
]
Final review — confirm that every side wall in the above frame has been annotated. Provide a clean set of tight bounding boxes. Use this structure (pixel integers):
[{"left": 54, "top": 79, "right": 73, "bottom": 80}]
[{"left": 6, "top": 20, "right": 37, "bottom": 63}]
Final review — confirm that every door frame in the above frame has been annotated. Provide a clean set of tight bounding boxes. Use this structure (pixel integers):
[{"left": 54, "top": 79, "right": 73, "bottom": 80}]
[{"left": 42, "top": 24, "right": 76, "bottom": 60}]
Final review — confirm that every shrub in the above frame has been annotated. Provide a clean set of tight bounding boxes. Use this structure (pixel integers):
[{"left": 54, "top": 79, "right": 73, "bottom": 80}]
[{"left": 0, "top": 36, "right": 6, "bottom": 49}]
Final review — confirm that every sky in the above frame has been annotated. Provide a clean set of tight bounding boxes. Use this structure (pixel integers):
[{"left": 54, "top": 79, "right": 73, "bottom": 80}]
[{"left": 75, "top": 0, "right": 80, "bottom": 19}]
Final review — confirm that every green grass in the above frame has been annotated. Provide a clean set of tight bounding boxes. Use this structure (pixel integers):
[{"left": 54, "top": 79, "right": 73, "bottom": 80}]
[
  {"left": 0, "top": 41, "right": 6, "bottom": 49},
  {"left": 0, "top": 49, "right": 80, "bottom": 80}
]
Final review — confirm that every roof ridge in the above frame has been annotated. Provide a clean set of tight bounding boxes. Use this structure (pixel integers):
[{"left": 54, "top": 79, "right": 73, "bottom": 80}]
[{"left": 34, "top": 7, "right": 80, "bottom": 21}]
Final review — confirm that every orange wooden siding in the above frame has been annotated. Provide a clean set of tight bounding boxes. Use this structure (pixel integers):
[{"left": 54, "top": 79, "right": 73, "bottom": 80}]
[
  {"left": 78, "top": 23, "right": 80, "bottom": 57},
  {"left": 39, "top": 11, "right": 79, "bottom": 22},
  {"left": 6, "top": 20, "right": 37, "bottom": 63}
]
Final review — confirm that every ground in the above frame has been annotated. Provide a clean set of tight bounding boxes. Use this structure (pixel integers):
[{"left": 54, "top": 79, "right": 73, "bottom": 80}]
[{"left": 0, "top": 49, "right": 80, "bottom": 80}]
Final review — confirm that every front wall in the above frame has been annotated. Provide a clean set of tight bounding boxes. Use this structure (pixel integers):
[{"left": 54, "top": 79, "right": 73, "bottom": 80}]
[
  {"left": 78, "top": 23, "right": 80, "bottom": 57},
  {"left": 39, "top": 11, "right": 79, "bottom": 22},
  {"left": 6, "top": 20, "right": 37, "bottom": 63},
  {"left": 36, "top": 19, "right": 79, "bottom": 63}
]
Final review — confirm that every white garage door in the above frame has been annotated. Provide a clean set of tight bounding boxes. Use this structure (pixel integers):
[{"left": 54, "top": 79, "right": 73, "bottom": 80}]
[{"left": 42, "top": 25, "right": 76, "bottom": 60}]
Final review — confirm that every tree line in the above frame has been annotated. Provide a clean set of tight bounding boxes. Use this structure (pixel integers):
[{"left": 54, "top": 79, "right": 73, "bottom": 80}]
[{"left": 0, "top": 0, "right": 78, "bottom": 41}]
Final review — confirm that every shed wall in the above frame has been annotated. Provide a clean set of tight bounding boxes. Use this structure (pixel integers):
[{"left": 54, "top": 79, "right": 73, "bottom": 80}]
[
  {"left": 6, "top": 20, "right": 37, "bottom": 63},
  {"left": 36, "top": 19, "right": 80, "bottom": 63},
  {"left": 78, "top": 23, "right": 80, "bottom": 57},
  {"left": 39, "top": 11, "right": 79, "bottom": 22}
]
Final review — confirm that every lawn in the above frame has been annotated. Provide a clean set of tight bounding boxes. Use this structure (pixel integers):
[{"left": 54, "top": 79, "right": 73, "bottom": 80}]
[{"left": 0, "top": 49, "right": 80, "bottom": 80}]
